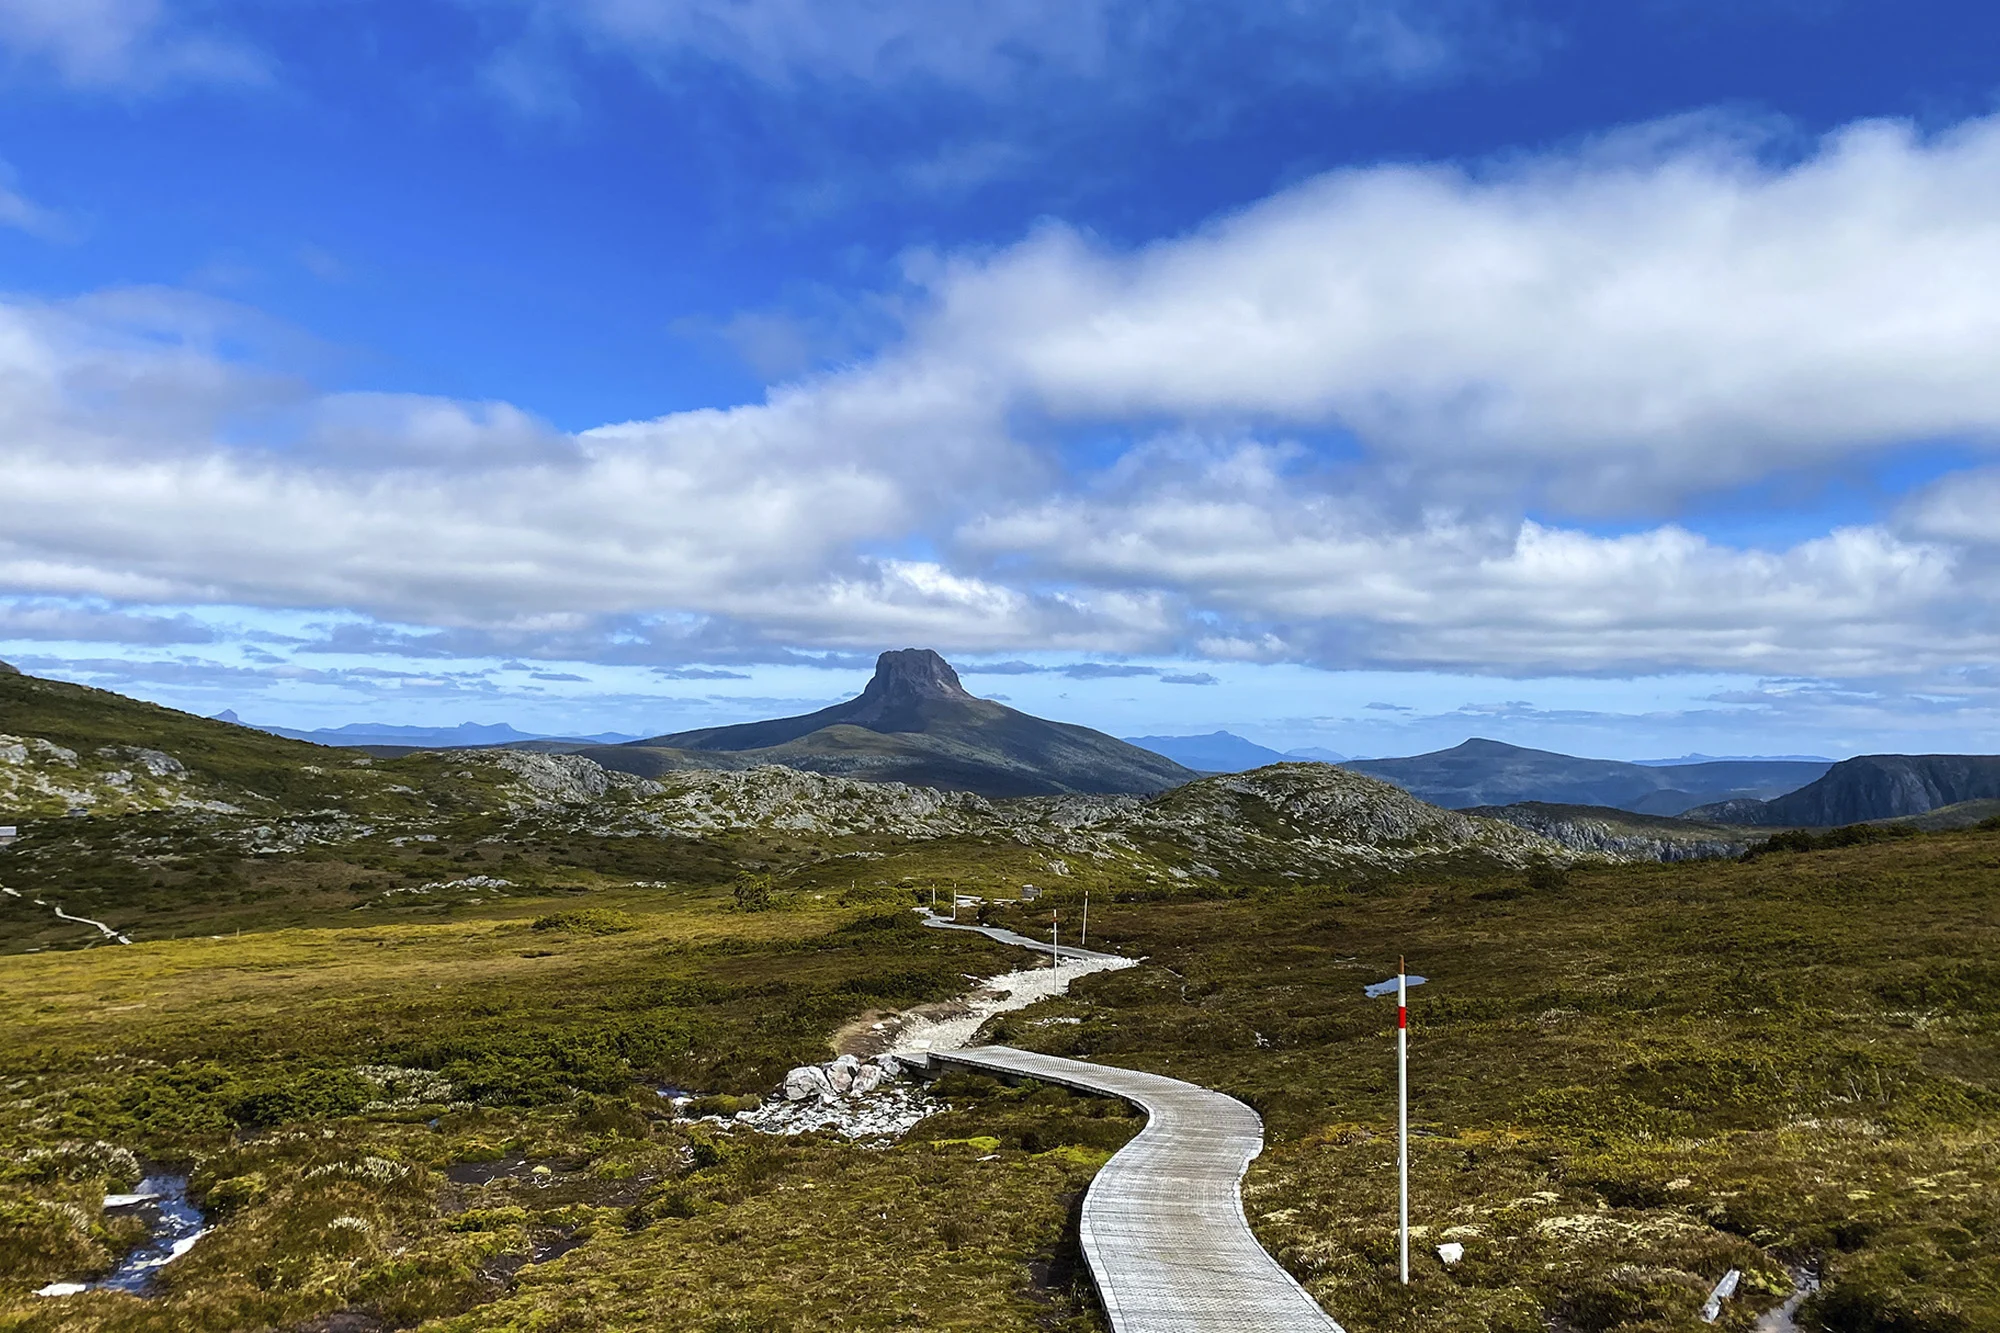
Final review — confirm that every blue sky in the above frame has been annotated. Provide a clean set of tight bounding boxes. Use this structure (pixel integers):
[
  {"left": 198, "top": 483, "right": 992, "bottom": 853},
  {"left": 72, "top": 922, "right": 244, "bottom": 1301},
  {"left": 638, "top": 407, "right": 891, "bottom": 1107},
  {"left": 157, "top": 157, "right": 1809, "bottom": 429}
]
[{"left": 3, "top": 0, "right": 1999, "bottom": 759}]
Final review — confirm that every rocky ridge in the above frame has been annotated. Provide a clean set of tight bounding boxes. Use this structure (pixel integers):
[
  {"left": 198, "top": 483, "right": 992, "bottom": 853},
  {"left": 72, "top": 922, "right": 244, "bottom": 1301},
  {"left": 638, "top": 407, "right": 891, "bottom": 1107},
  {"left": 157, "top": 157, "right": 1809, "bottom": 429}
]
[
  {"left": 0, "top": 735, "right": 241, "bottom": 816},
  {"left": 465, "top": 753, "right": 1589, "bottom": 874},
  {"left": 1469, "top": 803, "right": 1753, "bottom": 862}
]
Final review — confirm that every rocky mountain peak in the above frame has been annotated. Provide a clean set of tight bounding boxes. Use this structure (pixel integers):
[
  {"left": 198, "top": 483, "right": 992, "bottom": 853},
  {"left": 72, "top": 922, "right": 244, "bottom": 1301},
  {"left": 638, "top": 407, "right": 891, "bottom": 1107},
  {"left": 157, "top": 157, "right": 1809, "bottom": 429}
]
[
  {"left": 858, "top": 649, "right": 972, "bottom": 706},
  {"left": 0, "top": 659, "right": 19, "bottom": 675}
]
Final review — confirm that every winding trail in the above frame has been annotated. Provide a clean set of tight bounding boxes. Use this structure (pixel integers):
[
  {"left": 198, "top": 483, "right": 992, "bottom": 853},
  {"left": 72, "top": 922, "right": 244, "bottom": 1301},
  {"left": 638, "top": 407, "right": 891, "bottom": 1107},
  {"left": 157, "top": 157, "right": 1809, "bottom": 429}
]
[
  {"left": 931, "top": 1045, "right": 1346, "bottom": 1333},
  {"left": 907, "top": 910, "right": 1345, "bottom": 1332},
  {"left": 917, "top": 908, "right": 1125, "bottom": 962},
  {"left": 0, "top": 885, "right": 131, "bottom": 944}
]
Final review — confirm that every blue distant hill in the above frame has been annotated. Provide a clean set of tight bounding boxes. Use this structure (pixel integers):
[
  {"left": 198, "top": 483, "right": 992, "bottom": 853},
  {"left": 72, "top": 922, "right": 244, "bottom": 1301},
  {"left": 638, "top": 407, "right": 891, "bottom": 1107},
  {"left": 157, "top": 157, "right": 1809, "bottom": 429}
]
[
  {"left": 1124, "top": 731, "right": 1299, "bottom": 772},
  {"left": 212, "top": 713, "right": 639, "bottom": 748},
  {"left": 1283, "top": 746, "right": 1350, "bottom": 763},
  {"left": 1633, "top": 753, "right": 1834, "bottom": 766}
]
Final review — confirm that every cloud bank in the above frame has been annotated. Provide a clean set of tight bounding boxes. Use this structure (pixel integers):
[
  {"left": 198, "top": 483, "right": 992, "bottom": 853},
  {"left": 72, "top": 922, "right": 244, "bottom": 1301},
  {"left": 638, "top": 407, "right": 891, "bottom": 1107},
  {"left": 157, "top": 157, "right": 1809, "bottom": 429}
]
[{"left": 4, "top": 109, "right": 2000, "bottom": 690}]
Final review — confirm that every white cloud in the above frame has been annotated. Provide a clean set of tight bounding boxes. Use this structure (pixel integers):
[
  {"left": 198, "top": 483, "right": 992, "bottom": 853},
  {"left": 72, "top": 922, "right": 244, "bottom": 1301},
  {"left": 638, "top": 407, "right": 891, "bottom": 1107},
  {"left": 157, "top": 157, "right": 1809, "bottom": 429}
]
[
  {"left": 961, "top": 441, "right": 1980, "bottom": 676},
  {"left": 0, "top": 0, "right": 263, "bottom": 89},
  {"left": 7, "top": 109, "right": 2000, "bottom": 690},
  {"left": 0, "top": 291, "right": 1048, "bottom": 646},
  {"left": 910, "top": 112, "right": 2000, "bottom": 508}
]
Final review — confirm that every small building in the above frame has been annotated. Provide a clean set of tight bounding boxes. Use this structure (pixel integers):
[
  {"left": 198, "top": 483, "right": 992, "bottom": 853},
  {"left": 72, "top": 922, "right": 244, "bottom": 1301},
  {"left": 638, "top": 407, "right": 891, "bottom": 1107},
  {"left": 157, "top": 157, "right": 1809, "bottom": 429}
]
[
  {"left": 1020, "top": 884, "right": 1040, "bottom": 901},
  {"left": 0, "top": 825, "right": 15, "bottom": 847}
]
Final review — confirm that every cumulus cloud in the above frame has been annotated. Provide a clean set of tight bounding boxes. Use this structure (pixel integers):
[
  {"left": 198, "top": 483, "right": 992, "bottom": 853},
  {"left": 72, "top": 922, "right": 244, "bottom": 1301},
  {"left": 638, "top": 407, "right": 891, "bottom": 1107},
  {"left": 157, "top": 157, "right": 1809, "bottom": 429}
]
[
  {"left": 910, "top": 111, "right": 2000, "bottom": 508},
  {"left": 8, "top": 109, "right": 2000, "bottom": 689},
  {"left": 963, "top": 440, "right": 1979, "bottom": 676},
  {"left": 0, "top": 0, "right": 263, "bottom": 88}
]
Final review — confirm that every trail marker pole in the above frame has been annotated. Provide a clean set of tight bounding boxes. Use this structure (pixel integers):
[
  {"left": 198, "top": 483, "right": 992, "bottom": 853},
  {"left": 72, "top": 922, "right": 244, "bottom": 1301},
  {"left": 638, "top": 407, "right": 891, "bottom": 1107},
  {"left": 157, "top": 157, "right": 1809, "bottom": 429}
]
[
  {"left": 1051, "top": 911, "right": 1061, "bottom": 969},
  {"left": 1398, "top": 958, "right": 1409, "bottom": 1285},
  {"left": 1363, "top": 962, "right": 1426, "bottom": 1286},
  {"left": 1081, "top": 890, "right": 1089, "bottom": 948}
]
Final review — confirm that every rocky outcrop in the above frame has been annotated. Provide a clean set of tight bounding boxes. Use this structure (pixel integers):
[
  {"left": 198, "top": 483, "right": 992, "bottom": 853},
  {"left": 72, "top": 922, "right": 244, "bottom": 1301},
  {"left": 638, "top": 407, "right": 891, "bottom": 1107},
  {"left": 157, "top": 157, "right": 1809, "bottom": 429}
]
[
  {"left": 1471, "top": 802, "right": 1750, "bottom": 862},
  {"left": 480, "top": 751, "right": 662, "bottom": 807},
  {"left": 1686, "top": 754, "right": 2000, "bottom": 827},
  {"left": 1128, "top": 763, "right": 1570, "bottom": 873}
]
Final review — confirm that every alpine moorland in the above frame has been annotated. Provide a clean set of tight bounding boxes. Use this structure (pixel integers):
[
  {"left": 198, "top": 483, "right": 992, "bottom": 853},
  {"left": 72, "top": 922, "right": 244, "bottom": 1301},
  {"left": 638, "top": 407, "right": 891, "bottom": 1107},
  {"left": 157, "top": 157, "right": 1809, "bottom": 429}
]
[{"left": 2, "top": 667, "right": 1997, "bottom": 1332}]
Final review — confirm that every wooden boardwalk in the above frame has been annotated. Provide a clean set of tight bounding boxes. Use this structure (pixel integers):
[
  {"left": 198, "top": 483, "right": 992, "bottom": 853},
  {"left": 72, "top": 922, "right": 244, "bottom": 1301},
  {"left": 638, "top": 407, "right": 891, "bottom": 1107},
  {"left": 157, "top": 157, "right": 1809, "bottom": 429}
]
[{"left": 928, "top": 1045, "right": 1347, "bottom": 1333}]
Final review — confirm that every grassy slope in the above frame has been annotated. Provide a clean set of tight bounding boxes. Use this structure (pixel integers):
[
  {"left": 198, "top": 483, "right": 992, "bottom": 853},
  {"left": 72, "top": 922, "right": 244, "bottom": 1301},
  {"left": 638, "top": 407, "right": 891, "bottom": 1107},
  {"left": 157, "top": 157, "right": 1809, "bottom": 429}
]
[
  {"left": 983, "top": 830, "right": 2000, "bottom": 1333},
  {"left": 0, "top": 673, "right": 361, "bottom": 816},
  {"left": 3, "top": 677, "right": 1996, "bottom": 1331},
  {"left": 0, "top": 884, "right": 1145, "bottom": 1332}
]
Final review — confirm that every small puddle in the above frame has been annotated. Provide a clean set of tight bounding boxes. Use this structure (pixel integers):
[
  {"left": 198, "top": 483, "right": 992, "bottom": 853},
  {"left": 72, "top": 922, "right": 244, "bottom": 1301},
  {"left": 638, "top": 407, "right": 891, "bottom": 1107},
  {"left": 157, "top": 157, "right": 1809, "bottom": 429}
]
[{"left": 36, "top": 1174, "right": 208, "bottom": 1298}]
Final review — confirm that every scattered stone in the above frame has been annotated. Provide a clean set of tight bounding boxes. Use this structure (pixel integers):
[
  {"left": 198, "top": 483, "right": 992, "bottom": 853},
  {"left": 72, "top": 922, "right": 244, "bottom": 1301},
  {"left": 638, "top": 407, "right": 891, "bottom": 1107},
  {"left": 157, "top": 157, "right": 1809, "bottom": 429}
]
[
  {"left": 1437, "top": 1242, "right": 1465, "bottom": 1266},
  {"left": 782, "top": 1066, "right": 836, "bottom": 1102}
]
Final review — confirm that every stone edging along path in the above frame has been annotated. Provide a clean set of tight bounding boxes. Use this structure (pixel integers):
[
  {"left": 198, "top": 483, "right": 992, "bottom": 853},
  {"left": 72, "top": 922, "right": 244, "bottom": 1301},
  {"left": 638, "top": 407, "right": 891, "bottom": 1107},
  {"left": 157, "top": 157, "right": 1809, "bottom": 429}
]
[{"left": 903, "top": 911, "right": 1346, "bottom": 1332}]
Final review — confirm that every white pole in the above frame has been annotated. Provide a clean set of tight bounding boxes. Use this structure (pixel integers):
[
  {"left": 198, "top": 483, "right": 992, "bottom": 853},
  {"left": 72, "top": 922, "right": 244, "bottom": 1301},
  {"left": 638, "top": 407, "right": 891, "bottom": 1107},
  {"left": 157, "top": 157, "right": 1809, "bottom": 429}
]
[
  {"left": 1398, "top": 956, "right": 1409, "bottom": 1285},
  {"left": 1081, "top": 890, "right": 1089, "bottom": 948},
  {"left": 1052, "top": 913, "right": 1060, "bottom": 969}
]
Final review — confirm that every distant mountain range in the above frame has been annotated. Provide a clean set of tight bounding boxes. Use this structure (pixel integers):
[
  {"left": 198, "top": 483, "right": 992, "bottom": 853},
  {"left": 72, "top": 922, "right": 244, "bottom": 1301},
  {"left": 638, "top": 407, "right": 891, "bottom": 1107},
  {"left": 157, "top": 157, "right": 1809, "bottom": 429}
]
[
  {"left": 1687, "top": 754, "right": 2000, "bottom": 825},
  {"left": 1123, "top": 731, "right": 1345, "bottom": 772},
  {"left": 572, "top": 649, "right": 1196, "bottom": 798},
  {"left": 1632, "top": 753, "right": 1835, "bottom": 766},
  {"left": 213, "top": 712, "right": 639, "bottom": 749},
  {"left": 193, "top": 673, "right": 2000, "bottom": 827},
  {"left": 1341, "top": 738, "right": 1832, "bottom": 816}
]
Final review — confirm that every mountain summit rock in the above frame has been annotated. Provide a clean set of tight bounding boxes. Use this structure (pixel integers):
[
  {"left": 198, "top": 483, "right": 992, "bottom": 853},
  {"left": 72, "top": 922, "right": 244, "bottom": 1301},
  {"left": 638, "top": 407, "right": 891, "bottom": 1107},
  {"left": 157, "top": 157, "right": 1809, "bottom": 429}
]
[
  {"left": 586, "top": 648, "right": 1198, "bottom": 798},
  {"left": 839, "top": 648, "right": 975, "bottom": 728}
]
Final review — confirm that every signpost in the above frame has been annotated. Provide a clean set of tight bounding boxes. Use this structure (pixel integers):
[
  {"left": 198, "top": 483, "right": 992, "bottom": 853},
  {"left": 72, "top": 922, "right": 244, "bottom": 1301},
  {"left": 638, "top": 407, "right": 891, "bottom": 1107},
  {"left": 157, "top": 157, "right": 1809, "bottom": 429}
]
[
  {"left": 1080, "top": 890, "right": 1089, "bottom": 948},
  {"left": 1365, "top": 960, "right": 1426, "bottom": 1284},
  {"left": 1050, "top": 911, "right": 1061, "bottom": 969}
]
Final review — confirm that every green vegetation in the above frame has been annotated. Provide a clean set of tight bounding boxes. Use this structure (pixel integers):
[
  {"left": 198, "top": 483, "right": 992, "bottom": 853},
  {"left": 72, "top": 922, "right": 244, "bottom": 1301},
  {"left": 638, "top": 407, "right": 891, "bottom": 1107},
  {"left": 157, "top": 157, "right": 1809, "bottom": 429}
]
[
  {"left": 983, "top": 826, "right": 2000, "bottom": 1332},
  {"left": 0, "top": 884, "right": 1143, "bottom": 1330},
  {"left": 2, "top": 675, "right": 1995, "bottom": 1330},
  {"left": 1740, "top": 823, "right": 1919, "bottom": 860}
]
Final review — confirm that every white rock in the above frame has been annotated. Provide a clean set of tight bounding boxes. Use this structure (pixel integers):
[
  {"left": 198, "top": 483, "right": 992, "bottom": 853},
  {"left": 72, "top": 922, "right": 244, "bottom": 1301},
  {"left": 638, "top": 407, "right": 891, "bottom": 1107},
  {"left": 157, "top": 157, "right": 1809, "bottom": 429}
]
[
  {"left": 36, "top": 1283, "right": 88, "bottom": 1298},
  {"left": 872, "top": 1053, "right": 903, "bottom": 1079},
  {"left": 782, "top": 1066, "right": 835, "bottom": 1101},
  {"left": 850, "top": 1065, "right": 885, "bottom": 1095},
  {"left": 824, "top": 1062, "right": 854, "bottom": 1095},
  {"left": 1437, "top": 1242, "right": 1465, "bottom": 1266}
]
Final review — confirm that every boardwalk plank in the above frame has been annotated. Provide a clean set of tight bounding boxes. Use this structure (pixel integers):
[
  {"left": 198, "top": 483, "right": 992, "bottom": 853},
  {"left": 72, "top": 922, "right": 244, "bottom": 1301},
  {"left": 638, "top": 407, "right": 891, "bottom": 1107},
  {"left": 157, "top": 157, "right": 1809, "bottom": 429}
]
[{"left": 928, "top": 1045, "right": 1347, "bottom": 1333}]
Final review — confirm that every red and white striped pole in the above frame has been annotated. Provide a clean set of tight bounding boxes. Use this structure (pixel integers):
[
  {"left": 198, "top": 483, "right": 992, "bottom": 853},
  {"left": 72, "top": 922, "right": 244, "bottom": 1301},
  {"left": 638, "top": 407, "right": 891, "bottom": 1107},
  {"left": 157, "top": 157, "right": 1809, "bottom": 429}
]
[{"left": 1398, "top": 957, "right": 1410, "bottom": 1284}]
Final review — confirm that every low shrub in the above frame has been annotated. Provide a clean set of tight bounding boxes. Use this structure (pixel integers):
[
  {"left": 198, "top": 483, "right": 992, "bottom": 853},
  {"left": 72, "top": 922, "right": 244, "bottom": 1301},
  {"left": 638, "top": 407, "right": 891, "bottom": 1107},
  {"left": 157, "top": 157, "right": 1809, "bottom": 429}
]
[{"left": 531, "top": 908, "right": 636, "bottom": 934}]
